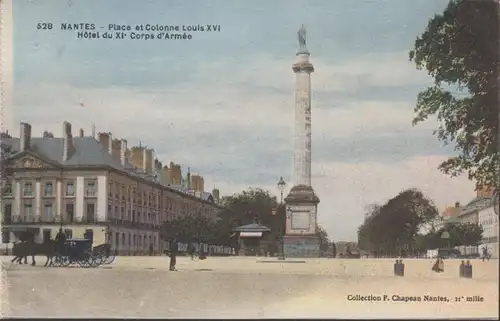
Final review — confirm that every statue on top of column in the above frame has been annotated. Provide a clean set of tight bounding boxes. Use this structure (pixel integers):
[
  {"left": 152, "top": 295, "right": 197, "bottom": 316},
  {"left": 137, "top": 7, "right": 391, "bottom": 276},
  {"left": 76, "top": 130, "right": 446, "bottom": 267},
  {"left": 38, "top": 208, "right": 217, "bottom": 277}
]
[{"left": 298, "top": 25, "right": 307, "bottom": 48}]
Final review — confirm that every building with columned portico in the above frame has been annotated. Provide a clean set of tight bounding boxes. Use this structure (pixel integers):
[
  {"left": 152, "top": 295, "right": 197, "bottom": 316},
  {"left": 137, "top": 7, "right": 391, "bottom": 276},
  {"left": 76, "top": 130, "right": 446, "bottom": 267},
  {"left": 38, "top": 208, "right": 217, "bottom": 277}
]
[{"left": 1, "top": 121, "right": 223, "bottom": 255}]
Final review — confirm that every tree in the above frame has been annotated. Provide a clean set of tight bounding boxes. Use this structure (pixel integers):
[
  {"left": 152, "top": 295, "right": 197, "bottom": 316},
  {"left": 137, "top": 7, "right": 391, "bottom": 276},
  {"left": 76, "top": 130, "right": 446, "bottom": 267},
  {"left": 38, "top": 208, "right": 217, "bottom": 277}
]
[
  {"left": 316, "top": 225, "right": 330, "bottom": 254},
  {"left": 357, "top": 189, "right": 439, "bottom": 256},
  {"left": 439, "top": 222, "right": 483, "bottom": 247},
  {"left": 160, "top": 214, "right": 215, "bottom": 243},
  {"left": 409, "top": 0, "right": 500, "bottom": 192},
  {"left": 218, "top": 188, "right": 279, "bottom": 232}
]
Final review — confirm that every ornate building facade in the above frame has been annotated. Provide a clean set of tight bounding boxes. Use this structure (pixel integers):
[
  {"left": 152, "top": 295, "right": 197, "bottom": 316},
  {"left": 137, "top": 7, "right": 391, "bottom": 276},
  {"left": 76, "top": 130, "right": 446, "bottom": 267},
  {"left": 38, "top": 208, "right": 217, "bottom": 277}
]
[{"left": 1, "top": 121, "right": 223, "bottom": 255}]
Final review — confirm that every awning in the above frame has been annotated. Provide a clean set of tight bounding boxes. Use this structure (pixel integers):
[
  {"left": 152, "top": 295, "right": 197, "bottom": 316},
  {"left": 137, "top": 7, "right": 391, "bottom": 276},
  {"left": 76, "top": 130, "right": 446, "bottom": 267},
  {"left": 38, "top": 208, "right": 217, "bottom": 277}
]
[{"left": 240, "top": 232, "right": 262, "bottom": 238}]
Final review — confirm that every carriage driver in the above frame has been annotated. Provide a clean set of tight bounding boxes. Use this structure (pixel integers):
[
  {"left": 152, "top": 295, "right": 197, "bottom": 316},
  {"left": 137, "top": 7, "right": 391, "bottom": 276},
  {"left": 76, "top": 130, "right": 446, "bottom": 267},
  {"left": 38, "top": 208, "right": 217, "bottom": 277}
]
[{"left": 55, "top": 228, "right": 67, "bottom": 254}]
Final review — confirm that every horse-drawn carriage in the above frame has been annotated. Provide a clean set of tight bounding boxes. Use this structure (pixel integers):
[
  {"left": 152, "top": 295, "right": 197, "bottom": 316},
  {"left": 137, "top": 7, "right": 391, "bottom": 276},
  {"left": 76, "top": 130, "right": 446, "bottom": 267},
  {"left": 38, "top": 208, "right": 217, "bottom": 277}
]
[{"left": 51, "top": 239, "right": 115, "bottom": 268}]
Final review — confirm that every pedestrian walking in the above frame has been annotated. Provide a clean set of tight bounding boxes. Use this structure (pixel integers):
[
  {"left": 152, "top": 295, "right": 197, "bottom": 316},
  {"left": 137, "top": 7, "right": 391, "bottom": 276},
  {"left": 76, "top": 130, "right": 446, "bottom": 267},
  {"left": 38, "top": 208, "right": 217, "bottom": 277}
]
[{"left": 169, "top": 238, "right": 178, "bottom": 271}]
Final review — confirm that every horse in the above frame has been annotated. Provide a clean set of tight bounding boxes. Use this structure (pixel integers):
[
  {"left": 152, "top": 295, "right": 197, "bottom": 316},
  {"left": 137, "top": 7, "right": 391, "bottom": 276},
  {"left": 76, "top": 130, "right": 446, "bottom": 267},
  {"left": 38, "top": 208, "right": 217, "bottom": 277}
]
[{"left": 11, "top": 240, "right": 58, "bottom": 267}]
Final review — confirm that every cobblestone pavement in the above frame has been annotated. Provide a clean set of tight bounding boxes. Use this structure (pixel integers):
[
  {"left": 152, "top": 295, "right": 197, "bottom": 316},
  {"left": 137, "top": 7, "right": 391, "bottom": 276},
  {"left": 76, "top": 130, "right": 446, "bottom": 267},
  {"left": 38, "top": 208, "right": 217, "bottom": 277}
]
[{"left": 1, "top": 256, "right": 498, "bottom": 318}]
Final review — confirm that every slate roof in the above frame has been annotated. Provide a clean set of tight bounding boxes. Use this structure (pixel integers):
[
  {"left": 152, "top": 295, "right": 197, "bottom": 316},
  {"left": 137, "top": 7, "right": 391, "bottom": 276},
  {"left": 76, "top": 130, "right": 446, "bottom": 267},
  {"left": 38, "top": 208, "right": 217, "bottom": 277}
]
[
  {"left": 233, "top": 223, "right": 271, "bottom": 232},
  {"left": 2, "top": 136, "right": 218, "bottom": 206},
  {"left": 460, "top": 196, "right": 493, "bottom": 215}
]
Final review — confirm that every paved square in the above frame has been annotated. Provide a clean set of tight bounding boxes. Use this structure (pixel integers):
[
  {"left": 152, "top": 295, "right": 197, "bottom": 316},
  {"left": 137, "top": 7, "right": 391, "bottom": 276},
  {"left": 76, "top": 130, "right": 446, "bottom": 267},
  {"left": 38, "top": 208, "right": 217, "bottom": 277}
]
[{"left": 1, "top": 256, "right": 498, "bottom": 318}]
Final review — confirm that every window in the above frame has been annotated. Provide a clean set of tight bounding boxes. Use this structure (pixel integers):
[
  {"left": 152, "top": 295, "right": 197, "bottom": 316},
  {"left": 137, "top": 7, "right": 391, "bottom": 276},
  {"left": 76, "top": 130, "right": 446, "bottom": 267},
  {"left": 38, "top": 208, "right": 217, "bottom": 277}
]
[
  {"left": 24, "top": 203, "right": 33, "bottom": 220},
  {"left": 65, "top": 203, "right": 74, "bottom": 222},
  {"left": 86, "top": 203, "right": 95, "bottom": 222},
  {"left": 115, "top": 233, "right": 119, "bottom": 248},
  {"left": 108, "top": 181, "right": 113, "bottom": 197},
  {"left": 115, "top": 206, "right": 119, "bottom": 219},
  {"left": 3, "top": 204, "right": 12, "bottom": 224},
  {"left": 121, "top": 207, "right": 124, "bottom": 219},
  {"left": 133, "top": 234, "right": 136, "bottom": 246},
  {"left": 128, "top": 233, "right": 131, "bottom": 246},
  {"left": 108, "top": 204, "right": 112, "bottom": 218},
  {"left": 64, "top": 229, "right": 73, "bottom": 239},
  {"left": 43, "top": 182, "right": 53, "bottom": 196},
  {"left": 132, "top": 210, "right": 136, "bottom": 222},
  {"left": 85, "top": 180, "right": 96, "bottom": 197},
  {"left": 139, "top": 235, "right": 142, "bottom": 246},
  {"left": 65, "top": 182, "right": 75, "bottom": 196},
  {"left": 23, "top": 182, "right": 33, "bottom": 197},
  {"left": 3, "top": 182, "right": 12, "bottom": 196},
  {"left": 43, "top": 204, "right": 53, "bottom": 221},
  {"left": 122, "top": 233, "right": 125, "bottom": 245}
]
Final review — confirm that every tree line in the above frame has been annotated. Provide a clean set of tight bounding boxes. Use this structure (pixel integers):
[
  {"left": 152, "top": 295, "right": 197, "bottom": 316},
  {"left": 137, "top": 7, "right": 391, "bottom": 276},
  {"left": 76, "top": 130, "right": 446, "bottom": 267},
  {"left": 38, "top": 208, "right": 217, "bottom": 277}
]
[
  {"left": 357, "top": 188, "right": 482, "bottom": 257},
  {"left": 160, "top": 188, "right": 330, "bottom": 253}
]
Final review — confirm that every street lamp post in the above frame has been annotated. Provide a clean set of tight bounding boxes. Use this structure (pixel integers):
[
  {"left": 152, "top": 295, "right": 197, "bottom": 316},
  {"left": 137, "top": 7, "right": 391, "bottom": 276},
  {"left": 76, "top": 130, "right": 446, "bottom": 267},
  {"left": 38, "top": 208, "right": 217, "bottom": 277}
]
[
  {"left": 441, "top": 230, "right": 450, "bottom": 253},
  {"left": 276, "top": 177, "right": 286, "bottom": 260}
]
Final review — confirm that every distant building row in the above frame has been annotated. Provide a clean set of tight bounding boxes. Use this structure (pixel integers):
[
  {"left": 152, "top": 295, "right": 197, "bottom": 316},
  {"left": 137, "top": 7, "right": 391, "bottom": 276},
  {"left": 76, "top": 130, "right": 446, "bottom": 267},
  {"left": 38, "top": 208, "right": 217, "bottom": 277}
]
[
  {"left": 434, "top": 186, "right": 498, "bottom": 258},
  {"left": 0, "top": 121, "right": 223, "bottom": 255}
]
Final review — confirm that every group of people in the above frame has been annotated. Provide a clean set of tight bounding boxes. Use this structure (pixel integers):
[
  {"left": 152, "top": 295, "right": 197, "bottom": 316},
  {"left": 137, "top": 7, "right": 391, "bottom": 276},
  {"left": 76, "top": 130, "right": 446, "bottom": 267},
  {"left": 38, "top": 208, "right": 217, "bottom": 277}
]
[{"left": 166, "top": 239, "right": 207, "bottom": 271}]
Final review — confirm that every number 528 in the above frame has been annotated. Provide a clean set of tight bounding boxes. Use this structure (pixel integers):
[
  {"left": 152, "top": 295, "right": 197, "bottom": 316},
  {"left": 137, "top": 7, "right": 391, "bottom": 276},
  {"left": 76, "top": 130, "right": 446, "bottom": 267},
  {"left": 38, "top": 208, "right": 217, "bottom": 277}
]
[{"left": 37, "top": 23, "right": 53, "bottom": 30}]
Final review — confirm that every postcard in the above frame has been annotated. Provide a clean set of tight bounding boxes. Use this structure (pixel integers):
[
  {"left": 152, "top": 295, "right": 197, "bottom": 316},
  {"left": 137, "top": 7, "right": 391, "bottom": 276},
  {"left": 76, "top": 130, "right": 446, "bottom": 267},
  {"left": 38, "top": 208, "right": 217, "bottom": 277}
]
[{"left": 0, "top": 0, "right": 498, "bottom": 319}]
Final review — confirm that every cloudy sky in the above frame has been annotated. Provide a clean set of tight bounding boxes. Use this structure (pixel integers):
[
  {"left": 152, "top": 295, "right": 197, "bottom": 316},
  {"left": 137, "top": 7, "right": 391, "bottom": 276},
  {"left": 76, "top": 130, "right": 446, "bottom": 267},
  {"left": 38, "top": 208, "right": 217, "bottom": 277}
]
[{"left": 5, "top": 0, "right": 477, "bottom": 241}]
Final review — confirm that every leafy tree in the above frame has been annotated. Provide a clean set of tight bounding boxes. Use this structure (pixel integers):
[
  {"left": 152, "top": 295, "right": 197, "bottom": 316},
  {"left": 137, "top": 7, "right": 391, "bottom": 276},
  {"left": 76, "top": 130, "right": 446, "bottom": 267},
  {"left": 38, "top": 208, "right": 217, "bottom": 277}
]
[
  {"left": 218, "top": 188, "right": 280, "bottom": 232},
  {"left": 409, "top": 0, "right": 500, "bottom": 192},
  {"left": 357, "top": 189, "right": 439, "bottom": 256},
  {"left": 439, "top": 222, "right": 483, "bottom": 247},
  {"left": 160, "top": 214, "right": 216, "bottom": 243},
  {"left": 316, "top": 225, "right": 330, "bottom": 254}
]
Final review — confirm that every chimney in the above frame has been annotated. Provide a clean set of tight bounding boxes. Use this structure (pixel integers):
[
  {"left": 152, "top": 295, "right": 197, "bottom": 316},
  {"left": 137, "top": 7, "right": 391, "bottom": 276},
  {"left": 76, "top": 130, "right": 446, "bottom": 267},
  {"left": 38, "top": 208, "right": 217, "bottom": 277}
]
[
  {"left": 19, "top": 122, "right": 32, "bottom": 151},
  {"left": 107, "top": 133, "right": 113, "bottom": 155},
  {"left": 98, "top": 132, "right": 110, "bottom": 153},
  {"left": 454, "top": 202, "right": 460, "bottom": 208},
  {"left": 120, "top": 139, "right": 127, "bottom": 166},
  {"left": 143, "top": 148, "right": 154, "bottom": 173},
  {"left": 62, "top": 121, "right": 73, "bottom": 162},
  {"left": 212, "top": 188, "right": 220, "bottom": 202},
  {"left": 98, "top": 132, "right": 113, "bottom": 155},
  {"left": 129, "top": 146, "right": 144, "bottom": 169},
  {"left": 150, "top": 149, "right": 155, "bottom": 173},
  {"left": 79, "top": 128, "right": 84, "bottom": 137},
  {"left": 111, "top": 139, "right": 121, "bottom": 160},
  {"left": 162, "top": 165, "right": 172, "bottom": 184}
]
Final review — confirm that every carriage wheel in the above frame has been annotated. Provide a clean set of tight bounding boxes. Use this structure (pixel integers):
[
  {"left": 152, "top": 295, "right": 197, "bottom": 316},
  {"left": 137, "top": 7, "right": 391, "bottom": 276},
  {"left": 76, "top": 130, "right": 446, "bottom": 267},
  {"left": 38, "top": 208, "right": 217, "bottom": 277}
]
[
  {"left": 104, "top": 254, "right": 115, "bottom": 265},
  {"left": 78, "top": 257, "right": 92, "bottom": 268},
  {"left": 61, "top": 256, "right": 71, "bottom": 267},
  {"left": 90, "top": 254, "right": 101, "bottom": 268},
  {"left": 51, "top": 256, "right": 62, "bottom": 267},
  {"left": 77, "top": 252, "right": 93, "bottom": 268}
]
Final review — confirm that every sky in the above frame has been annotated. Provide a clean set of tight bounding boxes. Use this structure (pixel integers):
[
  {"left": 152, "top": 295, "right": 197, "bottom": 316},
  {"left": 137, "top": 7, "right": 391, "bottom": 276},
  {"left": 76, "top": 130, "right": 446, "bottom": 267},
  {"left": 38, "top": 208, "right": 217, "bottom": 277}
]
[{"left": 3, "top": 0, "right": 478, "bottom": 241}]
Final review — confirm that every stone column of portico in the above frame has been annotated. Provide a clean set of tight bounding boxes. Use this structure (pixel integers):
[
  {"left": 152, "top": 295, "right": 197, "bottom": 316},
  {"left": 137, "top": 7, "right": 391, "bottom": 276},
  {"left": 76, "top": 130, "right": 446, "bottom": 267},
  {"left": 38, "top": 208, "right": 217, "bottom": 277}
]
[{"left": 35, "top": 178, "right": 42, "bottom": 221}]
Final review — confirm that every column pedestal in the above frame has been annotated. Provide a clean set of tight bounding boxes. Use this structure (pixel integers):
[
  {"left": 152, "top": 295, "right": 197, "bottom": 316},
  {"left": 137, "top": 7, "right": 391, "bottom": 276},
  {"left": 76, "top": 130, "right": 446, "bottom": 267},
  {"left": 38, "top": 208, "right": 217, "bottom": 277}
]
[
  {"left": 283, "top": 235, "right": 320, "bottom": 258},
  {"left": 284, "top": 185, "right": 320, "bottom": 258}
]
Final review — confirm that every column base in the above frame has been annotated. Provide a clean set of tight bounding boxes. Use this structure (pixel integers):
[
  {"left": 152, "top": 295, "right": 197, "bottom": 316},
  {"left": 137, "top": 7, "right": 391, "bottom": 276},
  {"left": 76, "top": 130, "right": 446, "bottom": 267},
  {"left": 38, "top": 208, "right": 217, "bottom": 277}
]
[{"left": 283, "top": 235, "right": 320, "bottom": 258}]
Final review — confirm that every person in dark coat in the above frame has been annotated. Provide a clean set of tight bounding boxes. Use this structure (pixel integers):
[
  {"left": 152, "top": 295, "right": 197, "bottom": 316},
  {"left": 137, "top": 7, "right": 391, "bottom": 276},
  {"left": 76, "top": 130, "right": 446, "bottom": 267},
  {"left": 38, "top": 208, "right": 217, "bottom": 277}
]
[
  {"left": 55, "top": 228, "right": 67, "bottom": 255},
  {"left": 169, "top": 238, "right": 178, "bottom": 271},
  {"left": 187, "top": 242, "right": 196, "bottom": 260}
]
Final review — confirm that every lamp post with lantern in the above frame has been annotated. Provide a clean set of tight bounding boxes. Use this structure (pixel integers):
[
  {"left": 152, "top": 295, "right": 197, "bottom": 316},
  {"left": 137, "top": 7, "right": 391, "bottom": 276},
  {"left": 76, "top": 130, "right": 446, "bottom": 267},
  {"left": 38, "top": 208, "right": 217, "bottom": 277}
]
[{"left": 273, "top": 177, "right": 287, "bottom": 260}]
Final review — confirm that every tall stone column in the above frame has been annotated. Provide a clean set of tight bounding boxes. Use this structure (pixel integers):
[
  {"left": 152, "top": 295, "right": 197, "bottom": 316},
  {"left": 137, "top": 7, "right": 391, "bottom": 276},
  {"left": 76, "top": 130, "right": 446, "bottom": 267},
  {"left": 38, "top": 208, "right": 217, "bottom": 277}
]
[
  {"left": 292, "top": 32, "right": 314, "bottom": 187},
  {"left": 284, "top": 25, "right": 321, "bottom": 258}
]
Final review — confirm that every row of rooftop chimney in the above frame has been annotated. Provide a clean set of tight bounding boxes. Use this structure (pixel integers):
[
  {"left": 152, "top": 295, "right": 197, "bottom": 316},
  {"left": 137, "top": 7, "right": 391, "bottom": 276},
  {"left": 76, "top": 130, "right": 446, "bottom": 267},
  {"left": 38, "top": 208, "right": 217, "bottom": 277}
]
[{"left": 17, "top": 121, "right": 206, "bottom": 193}]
